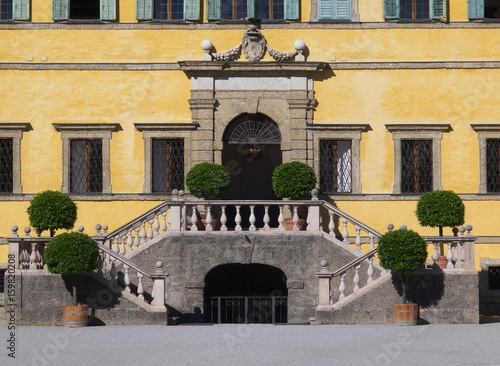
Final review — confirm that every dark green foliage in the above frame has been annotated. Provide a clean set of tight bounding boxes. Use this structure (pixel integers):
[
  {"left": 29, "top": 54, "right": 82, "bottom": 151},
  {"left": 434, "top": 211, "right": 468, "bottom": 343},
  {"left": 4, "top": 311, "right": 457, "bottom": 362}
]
[
  {"left": 185, "top": 162, "right": 231, "bottom": 199},
  {"left": 272, "top": 162, "right": 317, "bottom": 200},
  {"left": 27, "top": 190, "right": 77, "bottom": 237},
  {"left": 44, "top": 232, "right": 99, "bottom": 275},
  {"left": 378, "top": 229, "right": 428, "bottom": 273},
  {"left": 415, "top": 190, "right": 465, "bottom": 234}
]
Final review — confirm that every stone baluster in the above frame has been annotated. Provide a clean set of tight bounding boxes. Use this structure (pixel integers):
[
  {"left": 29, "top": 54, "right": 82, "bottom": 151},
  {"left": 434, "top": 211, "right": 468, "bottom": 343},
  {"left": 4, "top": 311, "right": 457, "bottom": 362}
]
[
  {"left": 367, "top": 255, "right": 374, "bottom": 284},
  {"left": 147, "top": 218, "right": 154, "bottom": 241},
  {"left": 153, "top": 214, "right": 160, "bottom": 237},
  {"left": 205, "top": 205, "right": 213, "bottom": 232},
  {"left": 123, "top": 265, "right": 131, "bottom": 292},
  {"left": 161, "top": 211, "right": 168, "bottom": 233},
  {"left": 126, "top": 230, "right": 133, "bottom": 254},
  {"left": 339, "top": 274, "right": 346, "bottom": 301},
  {"left": 235, "top": 206, "right": 242, "bottom": 232},
  {"left": 97, "top": 251, "right": 104, "bottom": 275},
  {"left": 292, "top": 206, "right": 299, "bottom": 231},
  {"left": 139, "top": 221, "right": 147, "bottom": 245},
  {"left": 369, "top": 233, "right": 375, "bottom": 251},
  {"left": 112, "top": 237, "right": 119, "bottom": 253},
  {"left": 353, "top": 265, "right": 360, "bottom": 293},
  {"left": 342, "top": 218, "right": 349, "bottom": 244},
  {"left": 432, "top": 241, "right": 440, "bottom": 267},
  {"left": 263, "top": 206, "right": 270, "bottom": 231},
  {"left": 190, "top": 206, "right": 198, "bottom": 231},
  {"left": 29, "top": 242, "right": 39, "bottom": 270},
  {"left": 278, "top": 206, "right": 285, "bottom": 231},
  {"left": 109, "top": 258, "right": 118, "bottom": 288},
  {"left": 134, "top": 227, "right": 141, "bottom": 249},
  {"left": 446, "top": 242, "right": 454, "bottom": 269},
  {"left": 328, "top": 212, "right": 335, "bottom": 237},
  {"left": 355, "top": 226, "right": 362, "bottom": 251},
  {"left": 220, "top": 206, "right": 227, "bottom": 231},
  {"left": 137, "top": 273, "right": 145, "bottom": 301},
  {"left": 249, "top": 205, "right": 256, "bottom": 231}
]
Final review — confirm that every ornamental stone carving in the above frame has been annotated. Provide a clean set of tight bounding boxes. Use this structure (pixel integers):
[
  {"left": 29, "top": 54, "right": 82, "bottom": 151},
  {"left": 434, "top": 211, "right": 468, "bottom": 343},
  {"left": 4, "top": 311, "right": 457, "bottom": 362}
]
[{"left": 242, "top": 24, "right": 267, "bottom": 62}]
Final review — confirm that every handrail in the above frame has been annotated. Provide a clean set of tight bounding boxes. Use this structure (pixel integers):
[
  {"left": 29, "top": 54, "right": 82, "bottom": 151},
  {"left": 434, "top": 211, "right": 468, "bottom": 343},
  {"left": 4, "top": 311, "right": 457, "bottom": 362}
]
[
  {"left": 321, "top": 201, "right": 383, "bottom": 238},
  {"left": 331, "top": 248, "right": 378, "bottom": 277}
]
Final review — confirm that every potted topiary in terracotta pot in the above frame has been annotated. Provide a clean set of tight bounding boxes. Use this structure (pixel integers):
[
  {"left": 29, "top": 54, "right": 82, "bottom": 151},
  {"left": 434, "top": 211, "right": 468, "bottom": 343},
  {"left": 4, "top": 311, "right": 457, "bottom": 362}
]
[
  {"left": 377, "top": 228, "right": 428, "bottom": 326},
  {"left": 44, "top": 232, "right": 99, "bottom": 327},
  {"left": 271, "top": 161, "right": 317, "bottom": 230},
  {"left": 415, "top": 190, "right": 465, "bottom": 268}
]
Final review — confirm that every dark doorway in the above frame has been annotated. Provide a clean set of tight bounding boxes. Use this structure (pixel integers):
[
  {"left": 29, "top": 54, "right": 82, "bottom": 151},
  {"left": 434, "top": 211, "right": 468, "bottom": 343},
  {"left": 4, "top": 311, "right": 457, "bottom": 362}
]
[
  {"left": 204, "top": 263, "right": 288, "bottom": 324},
  {"left": 222, "top": 114, "right": 282, "bottom": 228}
]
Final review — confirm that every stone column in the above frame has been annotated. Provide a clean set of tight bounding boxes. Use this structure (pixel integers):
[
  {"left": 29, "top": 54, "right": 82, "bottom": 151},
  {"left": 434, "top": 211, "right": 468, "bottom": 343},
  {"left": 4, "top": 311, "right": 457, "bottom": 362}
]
[{"left": 189, "top": 89, "right": 217, "bottom": 165}]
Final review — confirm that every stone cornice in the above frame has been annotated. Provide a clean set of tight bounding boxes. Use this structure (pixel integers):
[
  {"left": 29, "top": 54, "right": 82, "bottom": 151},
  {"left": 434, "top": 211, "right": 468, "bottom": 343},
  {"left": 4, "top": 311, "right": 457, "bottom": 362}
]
[
  {"left": 307, "top": 123, "right": 371, "bottom": 132},
  {"left": 178, "top": 61, "right": 327, "bottom": 76},
  {"left": 134, "top": 122, "right": 199, "bottom": 131},
  {"left": 0, "top": 122, "right": 32, "bottom": 131},
  {"left": 52, "top": 123, "right": 122, "bottom": 132},
  {"left": 385, "top": 124, "right": 451, "bottom": 133},
  {"left": 471, "top": 124, "right": 500, "bottom": 132}
]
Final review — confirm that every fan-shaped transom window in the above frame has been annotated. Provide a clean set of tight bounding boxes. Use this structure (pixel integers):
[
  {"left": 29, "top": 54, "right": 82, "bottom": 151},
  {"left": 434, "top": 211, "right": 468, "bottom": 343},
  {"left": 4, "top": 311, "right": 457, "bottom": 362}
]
[{"left": 224, "top": 114, "right": 281, "bottom": 144}]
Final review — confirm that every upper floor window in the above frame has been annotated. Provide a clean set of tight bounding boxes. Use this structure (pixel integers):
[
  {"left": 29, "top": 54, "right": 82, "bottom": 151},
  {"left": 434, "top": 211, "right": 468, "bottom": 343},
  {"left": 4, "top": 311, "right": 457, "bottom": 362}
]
[
  {"left": 1, "top": 0, "right": 29, "bottom": 20},
  {"left": 152, "top": 139, "right": 184, "bottom": 193},
  {"left": 471, "top": 125, "right": 500, "bottom": 194},
  {"left": 70, "top": 139, "right": 103, "bottom": 193},
  {"left": 319, "top": 140, "right": 352, "bottom": 193},
  {"left": 384, "top": 0, "right": 446, "bottom": 20},
  {"left": 207, "top": 0, "right": 298, "bottom": 20},
  {"left": 401, "top": 140, "right": 433, "bottom": 193},
  {"left": 137, "top": 0, "right": 200, "bottom": 21},
  {"left": 469, "top": 0, "right": 500, "bottom": 20},
  {"left": 0, "top": 139, "right": 13, "bottom": 193},
  {"left": 53, "top": 0, "right": 116, "bottom": 21},
  {"left": 486, "top": 139, "right": 500, "bottom": 192},
  {"left": 317, "top": 0, "right": 353, "bottom": 21}
]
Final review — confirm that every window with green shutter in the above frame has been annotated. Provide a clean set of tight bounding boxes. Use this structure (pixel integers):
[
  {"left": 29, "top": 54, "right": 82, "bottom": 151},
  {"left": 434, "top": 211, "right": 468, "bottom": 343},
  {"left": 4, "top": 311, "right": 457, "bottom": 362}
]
[
  {"left": 53, "top": 0, "right": 116, "bottom": 20},
  {"left": 384, "top": 0, "right": 446, "bottom": 20},
  {"left": 208, "top": 0, "right": 298, "bottom": 20},
  {"left": 137, "top": 0, "right": 200, "bottom": 20},
  {"left": 317, "top": 0, "right": 351, "bottom": 20},
  {"left": 1, "top": 0, "right": 29, "bottom": 20},
  {"left": 469, "top": 0, "right": 500, "bottom": 19}
]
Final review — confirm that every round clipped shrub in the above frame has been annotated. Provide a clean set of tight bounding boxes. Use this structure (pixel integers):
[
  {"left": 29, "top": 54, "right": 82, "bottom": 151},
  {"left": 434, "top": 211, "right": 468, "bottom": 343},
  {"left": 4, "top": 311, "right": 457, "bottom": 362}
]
[
  {"left": 27, "top": 190, "right": 77, "bottom": 237},
  {"left": 185, "top": 162, "right": 231, "bottom": 199},
  {"left": 44, "top": 232, "right": 99, "bottom": 275},
  {"left": 415, "top": 190, "right": 465, "bottom": 235},
  {"left": 377, "top": 229, "right": 427, "bottom": 303},
  {"left": 272, "top": 161, "right": 317, "bottom": 200}
]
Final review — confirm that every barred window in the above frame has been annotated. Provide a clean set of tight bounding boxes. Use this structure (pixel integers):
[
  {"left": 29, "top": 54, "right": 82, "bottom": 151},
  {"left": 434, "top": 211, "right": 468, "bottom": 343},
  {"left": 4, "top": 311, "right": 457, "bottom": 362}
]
[
  {"left": 320, "top": 140, "right": 352, "bottom": 193},
  {"left": 0, "top": 139, "right": 13, "bottom": 193},
  {"left": 400, "top": 0, "right": 429, "bottom": 19},
  {"left": 401, "top": 140, "right": 433, "bottom": 194},
  {"left": 152, "top": 139, "right": 184, "bottom": 193},
  {"left": 70, "top": 140, "right": 103, "bottom": 193},
  {"left": 486, "top": 139, "right": 500, "bottom": 193},
  {"left": 154, "top": 0, "right": 184, "bottom": 20},
  {"left": 221, "top": 0, "right": 285, "bottom": 20},
  {"left": 488, "top": 266, "right": 500, "bottom": 290},
  {"left": 0, "top": 0, "right": 13, "bottom": 20}
]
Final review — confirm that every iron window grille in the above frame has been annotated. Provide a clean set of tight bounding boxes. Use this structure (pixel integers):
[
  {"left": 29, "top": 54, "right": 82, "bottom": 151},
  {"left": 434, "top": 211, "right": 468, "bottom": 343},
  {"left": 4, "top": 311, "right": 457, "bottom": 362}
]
[
  {"left": 154, "top": 0, "right": 184, "bottom": 20},
  {"left": 0, "top": 0, "right": 12, "bottom": 20},
  {"left": 70, "top": 139, "right": 103, "bottom": 193},
  {"left": 152, "top": 139, "right": 184, "bottom": 193},
  {"left": 221, "top": 0, "right": 285, "bottom": 20},
  {"left": 486, "top": 139, "right": 500, "bottom": 193},
  {"left": 0, "top": 138, "right": 13, "bottom": 193},
  {"left": 401, "top": 140, "right": 433, "bottom": 194},
  {"left": 400, "top": 0, "right": 429, "bottom": 19},
  {"left": 488, "top": 266, "right": 500, "bottom": 290},
  {"left": 319, "top": 140, "right": 352, "bottom": 194}
]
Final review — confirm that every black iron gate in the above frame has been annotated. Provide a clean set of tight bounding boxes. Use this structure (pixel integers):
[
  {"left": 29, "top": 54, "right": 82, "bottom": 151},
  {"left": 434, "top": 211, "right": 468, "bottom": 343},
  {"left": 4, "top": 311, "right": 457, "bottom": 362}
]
[{"left": 207, "top": 296, "right": 287, "bottom": 324}]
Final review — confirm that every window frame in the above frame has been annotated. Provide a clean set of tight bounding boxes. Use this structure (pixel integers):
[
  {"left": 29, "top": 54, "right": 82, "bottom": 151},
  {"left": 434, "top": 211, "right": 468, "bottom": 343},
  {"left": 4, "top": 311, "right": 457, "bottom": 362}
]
[
  {"left": 383, "top": 0, "right": 446, "bottom": 21},
  {"left": 52, "top": 0, "right": 116, "bottom": 21},
  {"left": 0, "top": 123, "right": 30, "bottom": 194},
  {"left": 469, "top": 0, "right": 500, "bottom": 20},
  {"left": 309, "top": 124, "right": 369, "bottom": 195},
  {"left": 386, "top": 124, "right": 449, "bottom": 195},
  {"left": 135, "top": 123, "right": 195, "bottom": 194},
  {"left": 471, "top": 124, "right": 500, "bottom": 193},
  {"left": 0, "top": 0, "right": 29, "bottom": 21},
  {"left": 314, "top": 0, "right": 359, "bottom": 21},
  {"left": 53, "top": 123, "right": 120, "bottom": 195}
]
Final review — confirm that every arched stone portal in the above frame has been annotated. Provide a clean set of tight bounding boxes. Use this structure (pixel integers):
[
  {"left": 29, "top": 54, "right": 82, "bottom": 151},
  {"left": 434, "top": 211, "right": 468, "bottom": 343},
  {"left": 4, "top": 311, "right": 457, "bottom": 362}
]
[{"left": 204, "top": 263, "right": 288, "bottom": 324}]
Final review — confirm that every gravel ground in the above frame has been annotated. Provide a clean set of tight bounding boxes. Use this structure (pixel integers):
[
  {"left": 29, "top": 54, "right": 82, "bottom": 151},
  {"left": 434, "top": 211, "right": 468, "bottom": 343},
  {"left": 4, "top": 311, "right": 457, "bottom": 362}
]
[{"left": 2, "top": 323, "right": 500, "bottom": 366}]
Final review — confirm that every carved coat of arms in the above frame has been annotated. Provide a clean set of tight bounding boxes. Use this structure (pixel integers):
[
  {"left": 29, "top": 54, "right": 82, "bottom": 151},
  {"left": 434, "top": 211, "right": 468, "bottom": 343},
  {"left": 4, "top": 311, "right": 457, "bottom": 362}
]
[{"left": 242, "top": 24, "right": 267, "bottom": 62}]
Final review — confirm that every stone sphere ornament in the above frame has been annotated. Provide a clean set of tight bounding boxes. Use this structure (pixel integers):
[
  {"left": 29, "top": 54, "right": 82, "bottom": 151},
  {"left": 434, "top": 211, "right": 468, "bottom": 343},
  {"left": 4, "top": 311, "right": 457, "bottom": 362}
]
[
  {"left": 294, "top": 39, "right": 306, "bottom": 51},
  {"left": 201, "top": 40, "right": 213, "bottom": 51}
]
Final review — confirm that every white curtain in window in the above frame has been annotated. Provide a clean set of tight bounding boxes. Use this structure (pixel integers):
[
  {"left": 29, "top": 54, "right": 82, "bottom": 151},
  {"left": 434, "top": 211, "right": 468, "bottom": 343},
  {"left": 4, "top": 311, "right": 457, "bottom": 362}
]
[{"left": 336, "top": 140, "right": 352, "bottom": 193}]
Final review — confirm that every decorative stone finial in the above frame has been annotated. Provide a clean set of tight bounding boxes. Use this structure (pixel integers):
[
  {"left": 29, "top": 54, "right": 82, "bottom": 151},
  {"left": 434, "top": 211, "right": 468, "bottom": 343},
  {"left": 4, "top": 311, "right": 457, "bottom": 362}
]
[
  {"left": 294, "top": 40, "right": 306, "bottom": 61},
  {"left": 452, "top": 227, "right": 459, "bottom": 236},
  {"left": 320, "top": 259, "right": 328, "bottom": 267},
  {"left": 95, "top": 224, "right": 102, "bottom": 235},
  {"left": 36, "top": 228, "right": 42, "bottom": 237},
  {"left": 156, "top": 261, "right": 163, "bottom": 273},
  {"left": 201, "top": 40, "right": 213, "bottom": 61},
  {"left": 311, "top": 189, "right": 319, "bottom": 201},
  {"left": 387, "top": 224, "right": 394, "bottom": 232},
  {"left": 102, "top": 224, "right": 108, "bottom": 234},
  {"left": 11, "top": 225, "right": 18, "bottom": 237},
  {"left": 24, "top": 227, "right": 31, "bottom": 237},
  {"left": 77, "top": 225, "right": 84, "bottom": 233},
  {"left": 399, "top": 225, "right": 407, "bottom": 230},
  {"left": 465, "top": 224, "right": 473, "bottom": 235}
]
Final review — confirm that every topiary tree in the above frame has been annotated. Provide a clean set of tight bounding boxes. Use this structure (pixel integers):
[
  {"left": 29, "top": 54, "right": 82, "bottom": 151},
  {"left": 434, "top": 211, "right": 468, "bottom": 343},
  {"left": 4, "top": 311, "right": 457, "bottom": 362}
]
[
  {"left": 44, "top": 232, "right": 99, "bottom": 305},
  {"left": 185, "top": 162, "right": 231, "bottom": 199},
  {"left": 271, "top": 161, "right": 317, "bottom": 200},
  {"left": 377, "top": 229, "right": 427, "bottom": 303},
  {"left": 27, "top": 190, "right": 78, "bottom": 237},
  {"left": 415, "top": 190, "right": 465, "bottom": 236}
]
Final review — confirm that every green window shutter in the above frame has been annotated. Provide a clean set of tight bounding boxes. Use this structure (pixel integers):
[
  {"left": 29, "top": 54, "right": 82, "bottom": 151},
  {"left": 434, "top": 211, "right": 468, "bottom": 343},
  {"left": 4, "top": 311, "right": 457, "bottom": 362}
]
[
  {"left": 184, "top": 0, "right": 201, "bottom": 20},
  {"left": 468, "top": 0, "right": 484, "bottom": 19},
  {"left": 13, "top": 0, "right": 30, "bottom": 20},
  {"left": 247, "top": 0, "right": 256, "bottom": 18},
  {"left": 383, "top": 0, "right": 399, "bottom": 19},
  {"left": 335, "top": 0, "right": 351, "bottom": 20},
  {"left": 285, "top": 0, "right": 299, "bottom": 20},
  {"left": 317, "top": 0, "right": 334, "bottom": 19},
  {"left": 101, "top": 0, "right": 116, "bottom": 20},
  {"left": 53, "top": 0, "right": 69, "bottom": 20},
  {"left": 137, "top": 0, "right": 153, "bottom": 20},
  {"left": 430, "top": 0, "right": 446, "bottom": 19},
  {"left": 207, "top": 0, "right": 221, "bottom": 20}
]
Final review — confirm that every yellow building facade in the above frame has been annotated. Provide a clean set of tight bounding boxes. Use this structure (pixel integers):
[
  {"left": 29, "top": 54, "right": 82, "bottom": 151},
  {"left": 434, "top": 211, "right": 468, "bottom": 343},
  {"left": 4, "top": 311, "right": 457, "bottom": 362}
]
[{"left": 0, "top": 0, "right": 499, "bottom": 274}]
